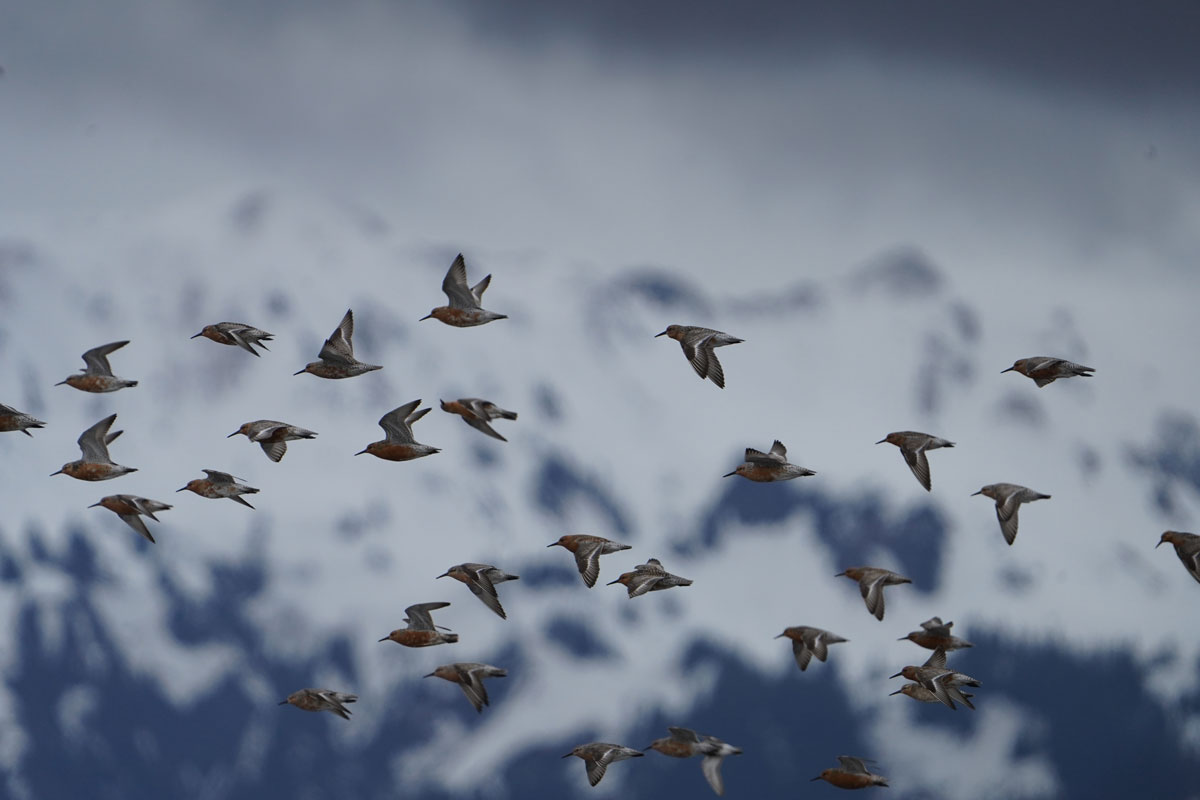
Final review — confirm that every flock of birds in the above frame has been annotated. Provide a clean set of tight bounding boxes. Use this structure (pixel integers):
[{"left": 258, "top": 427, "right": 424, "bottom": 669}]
[{"left": 4, "top": 252, "right": 1199, "bottom": 795}]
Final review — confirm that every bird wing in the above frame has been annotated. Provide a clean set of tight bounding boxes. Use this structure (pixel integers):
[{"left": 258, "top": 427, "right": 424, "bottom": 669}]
[
  {"left": 836, "top": 756, "right": 872, "bottom": 774},
  {"left": 379, "top": 400, "right": 422, "bottom": 443},
  {"left": 466, "top": 570, "right": 507, "bottom": 619},
  {"left": 78, "top": 414, "right": 118, "bottom": 463},
  {"left": 701, "top": 755, "right": 727, "bottom": 796},
  {"left": 861, "top": 574, "right": 887, "bottom": 621},
  {"left": 202, "top": 469, "right": 238, "bottom": 484},
  {"left": 921, "top": 618, "right": 952, "bottom": 637},
  {"left": 573, "top": 541, "right": 605, "bottom": 588},
  {"left": 260, "top": 441, "right": 288, "bottom": 462},
  {"left": 318, "top": 309, "right": 356, "bottom": 363},
  {"left": 118, "top": 513, "right": 156, "bottom": 543},
  {"left": 81, "top": 341, "right": 128, "bottom": 376},
  {"left": 901, "top": 444, "right": 932, "bottom": 491},
  {"left": 457, "top": 666, "right": 489, "bottom": 712},
  {"left": 996, "top": 495, "right": 1022, "bottom": 545},
  {"left": 791, "top": 639, "right": 814, "bottom": 671},
  {"left": 442, "top": 254, "right": 479, "bottom": 309},
  {"left": 404, "top": 602, "right": 450, "bottom": 630},
  {"left": 470, "top": 273, "right": 492, "bottom": 305},
  {"left": 464, "top": 415, "right": 507, "bottom": 441},
  {"left": 626, "top": 573, "right": 664, "bottom": 598},
  {"left": 226, "top": 327, "right": 260, "bottom": 356},
  {"left": 768, "top": 440, "right": 787, "bottom": 461}
]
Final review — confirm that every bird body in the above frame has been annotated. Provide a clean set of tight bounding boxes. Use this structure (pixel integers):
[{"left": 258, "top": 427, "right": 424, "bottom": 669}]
[
  {"left": 775, "top": 626, "right": 848, "bottom": 671},
  {"left": 424, "top": 662, "right": 507, "bottom": 712},
  {"left": 607, "top": 558, "right": 693, "bottom": 597},
  {"left": 562, "top": 742, "right": 644, "bottom": 787},
  {"left": 379, "top": 602, "right": 458, "bottom": 647},
  {"left": 1002, "top": 356, "right": 1094, "bottom": 387},
  {"left": 52, "top": 414, "right": 137, "bottom": 481},
  {"left": 89, "top": 495, "right": 171, "bottom": 543},
  {"left": 876, "top": 431, "right": 954, "bottom": 492},
  {"left": 655, "top": 325, "right": 743, "bottom": 388},
  {"left": 971, "top": 483, "right": 1050, "bottom": 545},
  {"left": 644, "top": 727, "right": 742, "bottom": 796},
  {"left": 421, "top": 254, "right": 507, "bottom": 326},
  {"left": 228, "top": 419, "right": 317, "bottom": 462},
  {"left": 1158, "top": 531, "right": 1200, "bottom": 585},
  {"left": 177, "top": 469, "right": 259, "bottom": 508},
  {"left": 56, "top": 341, "right": 137, "bottom": 393},
  {"left": 295, "top": 309, "right": 381, "bottom": 378},
  {"left": 437, "top": 563, "right": 519, "bottom": 619},
  {"left": 279, "top": 689, "right": 357, "bottom": 719},
  {"left": 811, "top": 756, "right": 889, "bottom": 789},
  {"left": 0, "top": 403, "right": 46, "bottom": 436},
  {"left": 899, "top": 617, "right": 973, "bottom": 651},
  {"left": 724, "top": 440, "right": 816, "bottom": 481},
  {"left": 548, "top": 535, "right": 632, "bottom": 588},
  {"left": 835, "top": 567, "right": 911, "bottom": 621},
  {"left": 191, "top": 322, "right": 273, "bottom": 356},
  {"left": 440, "top": 398, "right": 517, "bottom": 441}
]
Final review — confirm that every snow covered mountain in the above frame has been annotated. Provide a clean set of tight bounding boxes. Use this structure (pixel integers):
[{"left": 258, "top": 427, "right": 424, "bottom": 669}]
[{"left": 1, "top": 188, "right": 1198, "bottom": 799}]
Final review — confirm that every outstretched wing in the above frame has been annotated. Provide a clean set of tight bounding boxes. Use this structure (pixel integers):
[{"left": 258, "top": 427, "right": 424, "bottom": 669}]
[
  {"left": 442, "top": 254, "right": 480, "bottom": 309},
  {"left": 318, "top": 310, "right": 356, "bottom": 363}
]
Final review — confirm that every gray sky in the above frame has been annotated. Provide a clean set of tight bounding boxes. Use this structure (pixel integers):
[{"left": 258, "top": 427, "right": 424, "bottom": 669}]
[{"left": 2, "top": 0, "right": 1198, "bottom": 284}]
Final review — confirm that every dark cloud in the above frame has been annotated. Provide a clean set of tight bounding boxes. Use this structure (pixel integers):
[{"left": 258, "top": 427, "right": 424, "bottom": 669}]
[{"left": 449, "top": 0, "right": 1200, "bottom": 102}]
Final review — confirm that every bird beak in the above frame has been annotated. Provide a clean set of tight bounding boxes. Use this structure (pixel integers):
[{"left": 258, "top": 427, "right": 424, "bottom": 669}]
[
  {"left": 605, "top": 579, "right": 620, "bottom": 585},
  {"left": 1000, "top": 366, "right": 1015, "bottom": 373},
  {"left": 875, "top": 438, "right": 886, "bottom": 444},
  {"left": 888, "top": 671, "right": 903, "bottom": 679},
  {"left": 87, "top": 501, "right": 102, "bottom": 508},
  {"left": 50, "top": 469, "right": 63, "bottom": 476},
  {"left": 654, "top": 329, "right": 668, "bottom": 337},
  {"left": 226, "top": 431, "right": 239, "bottom": 438},
  {"left": 423, "top": 673, "right": 435, "bottom": 679},
  {"left": 722, "top": 471, "right": 736, "bottom": 477},
  {"left": 435, "top": 572, "right": 450, "bottom": 579},
  {"left": 970, "top": 490, "right": 983, "bottom": 496},
  {"left": 419, "top": 313, "right": 433, "bottom": 321},
  {"left": 293, "top": 368, "right": 306, "bottom": 376},
  {"left": 190, "top": 332, "right": 203, "bottom": 339},
  {"left": 378, "top": 636, "right": 389, "bottom": 642},
  {"left": 1156, "top": 539, "right": 1166, "bottom": 548},
  {"left": 810, "top": 776, "right": 822, "bottom": 782},
  {"left": 278, "top": 700, "right": 289, "bottom": 705},
  {"left": 54, "top": 379, "right": 68, "bottom": 386},
  {"left": 176, "top": 487, "right": 188, "bottom": 492},
  {"left": 561, "top": 753, "right": 574, "bottom": 759},
  {"left": 833, "top": 571, "right": 845, "bottom": 577},
  {"left": 354, "top": 448, "right": 367, "bottom": 456},
  {"left": 546, "top": 542, "right": 560, "bottom": 548},
  {"left": 774, "top": 633, "right": 785, "bottom": 639},
  {"left": 897, "top": 636, "right": 908, "bottom": 641},
  {"left": 888, "top": 689, "right": 904, "bottom": 696}
]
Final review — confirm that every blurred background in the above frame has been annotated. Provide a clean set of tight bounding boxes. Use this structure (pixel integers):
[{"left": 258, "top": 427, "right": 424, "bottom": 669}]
[{"left": 1, "top": 1, "right": 1199, "bottom": 797}]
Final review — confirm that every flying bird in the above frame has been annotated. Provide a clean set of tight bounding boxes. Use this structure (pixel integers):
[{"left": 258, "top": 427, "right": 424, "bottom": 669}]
[
  {"left": 52, "top": 414, "right": 137, "bottom": 481},
  {"left": 356, "top": 400, "right": 440, "bottom": 461},
  {"left": 835, "top": 567, "right": 911, "bottom": 621},
  {"left": 1157, "top": 531, "right": 1200, "bottom": 585},
  {"left": 424, "top": 663, "right": 507, "bottom": 713},
  {"left": 177, "top": 469, "right": 259, "bottom": 508},
  {"left": 0, "top": 403, "right": 45, "bottom": 437},
  {"left": 723, "top": 440, "right": 816, "bottom": 482},
  {"left": 228, "top": 419, "right": 318, "bottom": 462},
  {"left": 775, "top": 626, "right": 847, "bottom": 672},
  {"left": 89, "top": 495, "right": 171, "bottom": 543},
  {"left": 810, "top": 756, "right": 889, "bottom": 789},
  {"left": 562, "top": 742, "right": 644, "bottom": 787},
  {"left": 607, "top": 558, "right": 693, "bottom": 597},
  {"left": 440, "top": 398, "right": 518, "bottom": 442},
  {"left": 294, "top": 309, "right": 381, "bottom": 378},
  {"left": 655, "top": 325, "right": 743, "bottom": 389},
  {"left": 876, "top": 431, "right": 954, "bottom": 492},
  {"left": 1002, "top": 356, "right": 1094, "bottom": 387},
  {"left": 437, "top": 563, "right": 520, "bottom": 620},
  {"left": 548, "top": 535, "right": 632, "bottom": 588},
  {"left": 191, "top": 322, "right": 274, "bottom": 356},
  {"left": 420, "top": 253, "right": 507, "bottom": 327},
  {"left": 279, "top": 689, "right": 358, "bottom": 720},
  {"left": 56, "top": 341, "right": 138, "bottom": 393},
  {"left": 971, "top": 483, "right": 1051, "bottom": 545},
  {"left": 379, "top": 602, "right": 459, "bottom": 647}
]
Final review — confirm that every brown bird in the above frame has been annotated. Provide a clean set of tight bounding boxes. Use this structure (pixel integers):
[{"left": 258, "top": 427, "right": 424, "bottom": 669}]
[
  {"left": 378, "top": 602, "right": 459, "bottom": 647},
  {"left": 420, "top": 254, "right": 508, "bottom": 327},
  {"left": 56, "top": 341, "right": 138, "bottom": 393},
  {"left": 294, "top": 309, "right": 381, "bottom": 379},
  {"left": 356, "top": 400, "right": 440, "bottom": 461},
  {"left": 835, "top": 567, "right": 911, "bottom": 621},
  {"left": 440, "top": 398, "right": 518, "bottom": 442},
  {"left": 811, "top": 756, "right": 889, "bottom": 789},
  {"left": 89, "top": 495, "right": 171, "bottom": 543},
  {"left": 278, "top": 688, "right": 357, "bottom": 720},
  {"left": 1157, "top": 531, "right": 1200, "bottom": 585},
  {"left": 51, "top": 414, "right": 137, "bottom": 481},
  {"left": 424, "top": 662, "right": 507, "bottom": 713},
  {"left": 607, "top": 558, "right": 693, "bottom": 597},
  {"left": 562, "top": 742, "right": 644, "bottom": 787},
  {"left": 548, "top": 535, "right": 632, "bottom": 588},
  {"left": 775, "top": 626, "right": 848, "bottom": 671},
  {"left": 876, "top": 431, "right": 954, "bottom": 492},
  {"left": 436, "top": 563, "right": 520, "bottom": 620},
  {"left": 1002, "top": 356, "right": 1094, "bottom": 387}
]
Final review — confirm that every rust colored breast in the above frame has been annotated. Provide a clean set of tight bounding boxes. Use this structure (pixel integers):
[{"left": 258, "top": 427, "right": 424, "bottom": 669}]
[
  {"left": 367, "top": 443, "right": 422, "bottom": 462},
  {"left": 740, "top": 465, "right": 778, "bottom": 482},
  {"left": 0, "top": 418, "right": 19, "bottom": 432},
  {"left": 390, "top": 630, "right": 442, "bottom": 648},
  {"left": 101, "top": 497, "right": 138, "bottom": 514},
  {"left": 825, "top": 773, "right": 876, "bottom": 790},
  {"left": 650, "top": 741, "right": 694, "bottom": 759},
  {"left": 434, "top": 307, "right": 479, "bottom": 327},
  {"left": 66, "top": 462, "right": 118, "bottom": 481},
  {"left": 67, "top": 375, "right": 115, "bottom": 393},
  {"left": 441, "top": 401, "right": 471, "bottom": 418}
]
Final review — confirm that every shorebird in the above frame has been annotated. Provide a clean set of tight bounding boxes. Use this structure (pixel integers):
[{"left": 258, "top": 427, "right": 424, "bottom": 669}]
[
  {"left": 420, "top": 253, "right": 507, "bottom": 327},
  {"left": 1157, "top": 531, "right": 1200, "bottom": 585},
  {"left": 607, "top": 558, "right": 693, "bottom": 597},
  {"left": 191, "top": 322, "right": 273, "bottom": 356},
  {"left": 228, "top": 419, "right": 318, "bottom": 462},
  {"left": 547, "top": 535, "right": 632, "bottom": 588},
  {"left": 811, "top": 756, "right": 889, "bottom": 789},
  {"left": 177, "top": 469, "right": 259, "bottom": 508},
  {"left": 294, "top": 309, "right": 381, "bottom": 378},
  {"left": 356, "top": 400, "right": 440, "bottom": 461},
  {"left": 562, "top": 742, "right": 644, "bottom": 787},
  {"left": 890, "top": 682, "right": 975, "bottom": 706},
  {"left": 52, "top": 414, "right": 137, "bottom": 481},
  {"left": 723, "top": 440, "right": 816, "bottom": 481},
  {"left": 279, "top": 689, "right": 357, "bottom": 720},
  {"left": 644, "top": 727, "right": 743, "bottom": 796},
  {"left": 835, "top": 567, "right": 911, "bottom": 621},
  {"left": 876, "top": 431, "right": 954, "bottom": 492},
  {"left": 889, "top": 648, "right": 981, "bottom": 710},
  {"left": 89, "top": 495, "right": 171, "bottom": 543},
  {"left": 1002, "top": 357, "right": 1095, "bottom": 387},
  {"left": 379, "top": 602, "right": 458, "bottom": 647},
  {"left": 56, "top": 341, "right": 138, "bottom": 393},
  {"left": 655, "top": 325, "right": 743, "bottom": 389},
  {"left": 899, "top": 617, "right": 973, "bottom": 652},
  {"left": 440, "top": 398, "right": 518, "bottom": 442},
  {"left": 424, "top": 663, "right": 507, "bottom": 713},
  {"left": 971, "top": 483, "right": 1051, "bottom": 545},
  {"left": 436, "top": 563, "right": 519, "bottom": 619},
  {"left": 0, "top": 403, "right": 45, "bottom": 436},
  {"left": 775, "top": 626, "right": 848, "bottom": 672}
]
